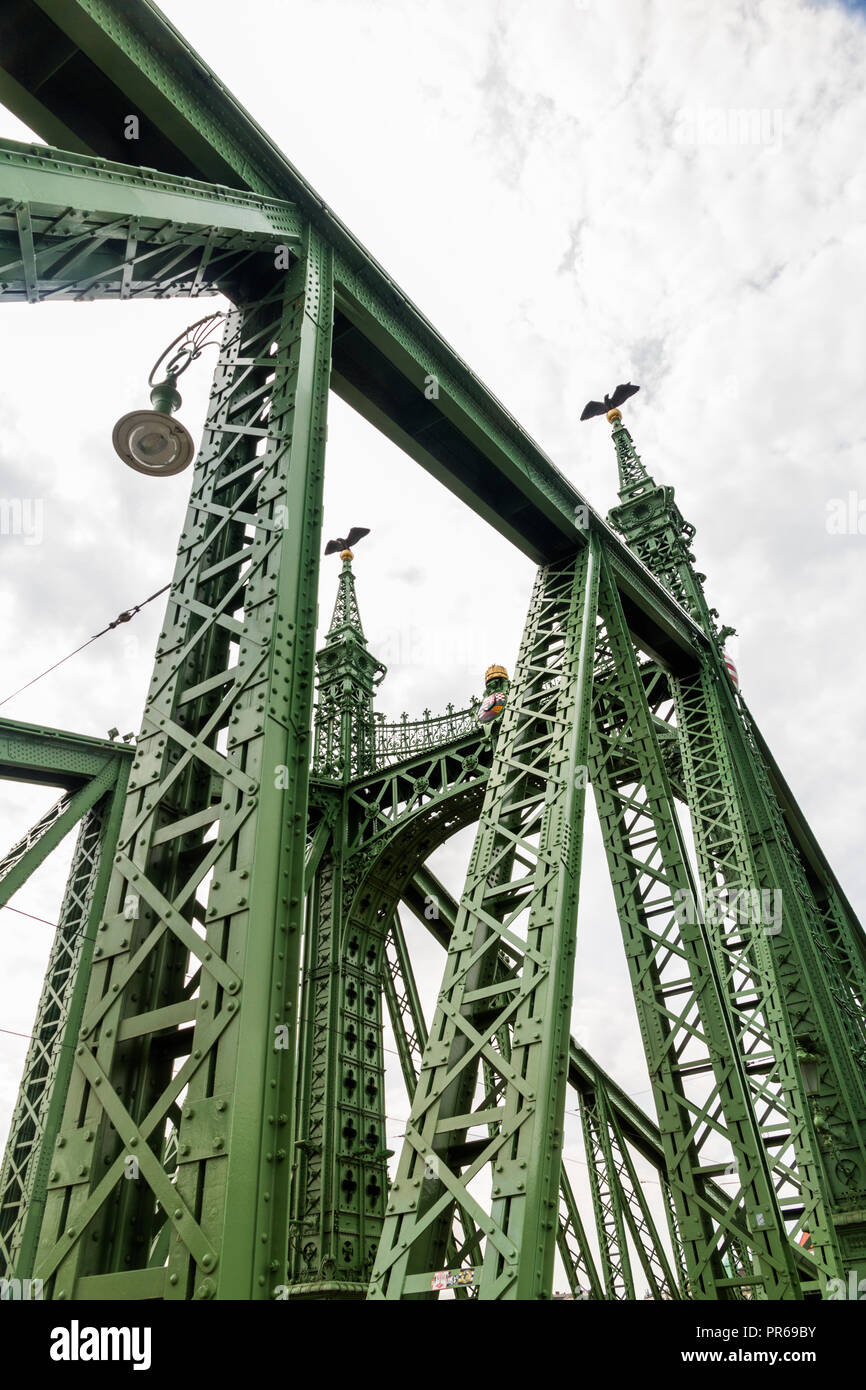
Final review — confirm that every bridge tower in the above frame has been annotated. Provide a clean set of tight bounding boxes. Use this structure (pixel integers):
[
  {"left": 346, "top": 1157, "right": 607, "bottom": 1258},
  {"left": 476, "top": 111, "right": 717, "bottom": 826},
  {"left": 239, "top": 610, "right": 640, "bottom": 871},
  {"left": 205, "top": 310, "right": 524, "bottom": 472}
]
[{"left": 0, "top": 0, "right": 863, "bottom": 1303}]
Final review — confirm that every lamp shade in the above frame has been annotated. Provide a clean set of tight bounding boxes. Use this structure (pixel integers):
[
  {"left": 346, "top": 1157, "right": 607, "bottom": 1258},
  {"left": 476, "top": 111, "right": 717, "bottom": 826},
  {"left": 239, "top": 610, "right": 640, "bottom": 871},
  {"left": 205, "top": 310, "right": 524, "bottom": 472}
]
[{"left": 112, "top": 409, "right": 195, "bottom": 477}]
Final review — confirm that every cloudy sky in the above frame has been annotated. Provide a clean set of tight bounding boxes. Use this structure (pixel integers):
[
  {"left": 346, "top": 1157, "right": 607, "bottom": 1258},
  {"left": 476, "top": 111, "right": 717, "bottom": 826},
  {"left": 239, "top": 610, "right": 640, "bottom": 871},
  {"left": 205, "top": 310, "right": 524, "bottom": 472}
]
[{"left": 1, "top": 0, "right": 865, "bottom": 1290}]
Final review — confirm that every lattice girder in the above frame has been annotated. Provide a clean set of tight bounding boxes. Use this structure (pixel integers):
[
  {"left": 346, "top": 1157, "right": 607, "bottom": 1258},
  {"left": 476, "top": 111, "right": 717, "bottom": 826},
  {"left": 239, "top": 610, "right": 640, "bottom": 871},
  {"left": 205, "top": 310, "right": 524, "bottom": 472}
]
[
  {"left": 0, "top": 777, "right": 126, "bottom": 1278},
  {"left": 369, "top": 541, "right": 600, "bottom": 1299},
  {"left": 0, "top": 138, "right": 302, "bottom": 303},
  {"left": 28, "top": 232, "right": 332, "bottom": 1301},
  {"left": 588, "top": 555, "right": 803, "bottom": 1299}
]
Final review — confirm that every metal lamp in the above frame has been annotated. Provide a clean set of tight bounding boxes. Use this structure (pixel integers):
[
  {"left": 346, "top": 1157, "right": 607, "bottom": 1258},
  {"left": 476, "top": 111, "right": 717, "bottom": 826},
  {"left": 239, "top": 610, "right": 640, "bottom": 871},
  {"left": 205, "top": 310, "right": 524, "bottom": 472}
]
[{"left": 112, "top": 311, "right": 225, "bottom": 476}]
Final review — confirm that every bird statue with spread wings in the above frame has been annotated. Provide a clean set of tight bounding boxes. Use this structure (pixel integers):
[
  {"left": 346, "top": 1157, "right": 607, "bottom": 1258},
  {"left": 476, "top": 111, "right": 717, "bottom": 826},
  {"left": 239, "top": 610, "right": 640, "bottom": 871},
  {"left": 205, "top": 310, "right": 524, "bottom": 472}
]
[
  {"left": 324, "top": 526, "right": 370, "bottom": 556},
  {"left": 580, "top": 382, "right": 639, "bottom": 421}
]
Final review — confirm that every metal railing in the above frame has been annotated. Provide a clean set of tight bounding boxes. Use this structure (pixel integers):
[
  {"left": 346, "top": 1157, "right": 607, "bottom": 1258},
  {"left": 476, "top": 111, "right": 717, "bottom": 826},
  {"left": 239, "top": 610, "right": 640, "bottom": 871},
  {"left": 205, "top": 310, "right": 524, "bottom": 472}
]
[{"left": 372, "top": 699, "right": 482, "bottom": 767}]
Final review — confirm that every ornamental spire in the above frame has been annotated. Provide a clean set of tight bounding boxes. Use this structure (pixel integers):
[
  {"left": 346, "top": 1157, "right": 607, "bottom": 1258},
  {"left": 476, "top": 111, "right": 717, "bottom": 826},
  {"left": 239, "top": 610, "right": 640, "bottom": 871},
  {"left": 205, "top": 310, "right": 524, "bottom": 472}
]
[
  {"left": 315, "top": 544, "right": 386, "bottom": 779},
  {"left": 602, "top": 406, "right": 736, "bottom": 658},
  {"left": 607, "top": 407, "right": 653, "bottom": 500},
  {"left": 325, "top": 548, "right": 367, "bottom": 645}
]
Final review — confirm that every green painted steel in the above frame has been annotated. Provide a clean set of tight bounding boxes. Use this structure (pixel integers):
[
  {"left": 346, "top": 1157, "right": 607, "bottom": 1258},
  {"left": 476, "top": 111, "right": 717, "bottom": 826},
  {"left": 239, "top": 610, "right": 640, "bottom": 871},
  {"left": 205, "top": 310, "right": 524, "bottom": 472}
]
[
  {"left": 604, "top": 1101, "right": 679, "bottom": 1300},
  {"left": 0, "top": 139, "right": 300, "bottom": 305},
  {"left": 556, "top": 1163, "right": 604, "bottom": 1300},
  {"left": 0, "top": 761, "right": 129, "bottom": 1279},
  {"left": 22, "top": 235, "right": 333, "bottom": 1301},
  {"left": 588, "top": 549, "right": 804, "bottom": 1297},
  {"left": 0, "top": 716, "right": 133, "bottom": 788},
  {"left": 608, "top": 413, "right": 866, "bottom": 1287},
  {"left": 0, "top": 0, "right": 863, "bottom": 1304},
  {"left": 381, "top": 904, "right": 623, "bottom": 1300},
  {"left": 313, "top": 553, "right": 385, "bottom": 781},
  {"left": 402, "top": 863, "right": 812, "bottom": 1285},
  {"left": 0, "top": 723, "right": 132, "bottom": 1278},
  {"left": 0, "top": 3, "right": 711, "bottom": 671},
  {"left": 383, "top": 914, "right": 427, "bottom": 1094},
  {"left": 369, "top": 541, "right": 601, "bottom": 1299},
  {"left": 580, "top": 1083, "right": 636, "bottom": 1299},
  {"left": 0, "top": 761, "right": 120, "bottom": 909}
]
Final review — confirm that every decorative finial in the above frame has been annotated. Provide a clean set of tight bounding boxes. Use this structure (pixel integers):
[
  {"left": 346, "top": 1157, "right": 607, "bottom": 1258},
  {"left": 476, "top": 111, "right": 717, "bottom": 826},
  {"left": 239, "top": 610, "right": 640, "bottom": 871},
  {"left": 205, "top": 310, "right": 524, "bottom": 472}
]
[
  {"left": 324, "top": 525, "right": 371, "bottom": 556},
  {"left": 485, "top": 664, "right": 509, "bottom": 685},
  {"left": 606, "top": 408, "right": 622, "bottom": 423},
  {"left": 580, "top": 382, "right": 639, "bottom": 422}
]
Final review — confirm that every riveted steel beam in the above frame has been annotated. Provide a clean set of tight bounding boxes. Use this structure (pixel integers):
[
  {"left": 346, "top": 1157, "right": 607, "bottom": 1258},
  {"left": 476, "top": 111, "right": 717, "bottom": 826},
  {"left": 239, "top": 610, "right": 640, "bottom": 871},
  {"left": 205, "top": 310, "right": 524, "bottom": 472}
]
[
  {"left": 0, "top": 1, "right": 710, "bottom": 672},
  {"left": 0, "top": 138, "right": 301, "bottom": 302},
  {"left": 25, "top": 231, "right": 333, "bottom": 1301},
  {"left": 370, "top": 541, "right": 601, "bottom": 1299},
  {"left": 0, "top": 716, "right": 133, "bottom": 791},
  {"left": 0, "top": 757, "right": 120, "bottom": 908},
  {"left": 0, "top": 763, "right": 129, "bottom": 1279}
]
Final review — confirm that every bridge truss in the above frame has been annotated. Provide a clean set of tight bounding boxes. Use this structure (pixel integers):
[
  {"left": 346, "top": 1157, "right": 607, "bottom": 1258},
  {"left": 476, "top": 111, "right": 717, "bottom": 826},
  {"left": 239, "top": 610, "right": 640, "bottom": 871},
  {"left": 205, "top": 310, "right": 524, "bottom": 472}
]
[{"left": 0, "top": 0, "right": 864, "bottom": 1301}]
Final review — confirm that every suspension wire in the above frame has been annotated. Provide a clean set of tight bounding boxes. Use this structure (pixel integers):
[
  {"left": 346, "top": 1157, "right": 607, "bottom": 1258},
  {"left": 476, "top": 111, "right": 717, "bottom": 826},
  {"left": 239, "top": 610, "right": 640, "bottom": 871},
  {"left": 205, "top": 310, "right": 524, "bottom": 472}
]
[
  {"left": 1, "top": 904, "right": 57, "bottom": 928},
  {"left": 0, "top": 583, "right": 170, "bottom": 709}
]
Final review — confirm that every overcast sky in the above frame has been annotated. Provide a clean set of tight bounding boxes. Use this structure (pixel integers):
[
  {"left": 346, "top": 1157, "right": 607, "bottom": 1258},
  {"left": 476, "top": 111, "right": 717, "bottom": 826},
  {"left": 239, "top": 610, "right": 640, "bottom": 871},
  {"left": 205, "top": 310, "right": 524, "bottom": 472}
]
[{"left": 1, "top": 0, "right": 865, "bottom": 1291}]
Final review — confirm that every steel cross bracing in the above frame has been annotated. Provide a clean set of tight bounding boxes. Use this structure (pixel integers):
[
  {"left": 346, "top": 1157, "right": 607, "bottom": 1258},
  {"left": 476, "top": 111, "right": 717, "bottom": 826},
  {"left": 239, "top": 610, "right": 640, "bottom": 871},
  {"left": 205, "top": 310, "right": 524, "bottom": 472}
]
[
  {"left": 607, "top": 416, "right": 866, "bottom": 1283},
  {"left": 0, "top": 0, "right": 863, "bottom": 1302},
  {"left": 0, "top": 139, "right": 302, "bottom": 303},
  {"left": 398, "top": 862, "right": 792, "bottom": 1292},
  {"left": 0, "top": 721, "right": 131, "bottom": 1279},
  {"left": 4, "top": 238, "right": 334, "bottom": 1301},
  {"left": 381, "top": 912, "right": 496, "bottom": 1300},
  {"left": 580, "top": 1084, "right": 637, "bottom": 1300},
  {"left": 1, "top": 484, "right": 844, "bottom": 1300},
  {"left": 0, "top": 4, "right": 715, "bottom": 672},
  {"left": 579, "top": 1083, "right": 679, "bottom": 1300},
  {"left": 674, "top": 670, "right": 866, "bottom": 1282},
  {"left": 382, "top": 910, "right": 605, "bottom": 1300},
  {"left": 369, "top": 543, "right": 601, "bottom": 1299},
  {"left": 584, "top": 558, "right": 810, "bottom": 1298}
]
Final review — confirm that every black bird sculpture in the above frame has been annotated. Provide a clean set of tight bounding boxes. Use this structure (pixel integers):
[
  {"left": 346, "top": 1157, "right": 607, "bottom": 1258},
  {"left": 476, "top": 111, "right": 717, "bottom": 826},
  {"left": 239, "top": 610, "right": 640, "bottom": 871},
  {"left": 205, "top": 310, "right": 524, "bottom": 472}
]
[
  {"left": 580, "top": 382, "right": 640, "bottom": 421},
  {"left": 324, "top": 526, "right": 370, "bottom": 555}
]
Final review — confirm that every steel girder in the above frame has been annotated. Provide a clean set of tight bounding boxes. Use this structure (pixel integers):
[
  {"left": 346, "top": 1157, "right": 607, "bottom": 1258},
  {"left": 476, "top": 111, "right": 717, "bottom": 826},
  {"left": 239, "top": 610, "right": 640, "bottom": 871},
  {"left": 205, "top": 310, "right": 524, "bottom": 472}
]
[
  {"left": 291, "top": 733, "right": 499, "bottom": 1290},
  {"left": 381, "top": 910, "right": 606, "bottom": 1301},
  {"left": 403, "top": 859, "right": 811, "bottom": 1286},
  {"left": 605, "top": 412, "right": 866, "bottom": 1291},
  {"left": 0, "top": 138, "right": 301, "bottom": 303},
  {"left": 745, "top": 712, "right": 866, "bottom": 1001},
  {"left": 603, "top": 1099, "right": 680, "bottom": 1299},
  {"left": 369, "top": 554, "right": 812, "bottom": 1298},
  {"left": 587, "top": 555, "right": 805, "bottom": 1298},
  {"left": 0, "top": 716, "right": 132, "bottom": 788},
  {"left": 303, "top": 760, "right": 682, "bottom": 1299},
  {"left": 0, "top": 788, "right": 128, "bottom": 1280},
  {"left": 673, "top": 668, "right": 866, "bottom": 1285},
  {"left": 0, "top": 720, "right": 131, "bottom": 1279},
  {"left": 381, "top": 912, "right": 489, "bottom": 1301},
  {"left": 0, "top": 0, "right": 860, "bottom": 1307},
  {"left": 579, "top": 1084, "right": 637, "bottom": 1299},
  {"left": 369, "top": 543, "right": 601, "bottom": 1299},
  {"left": 19, "top": 238, "right": 332, "bottom": 1301},
  {"left": 0, "top": 763, "right": 119, "bottom": 910},
  {"left": 0, "top": 1, "right": 711, "bottom": 672},
  {"left": 383, "top": 913, "right": 427, "bottom": 1096}
]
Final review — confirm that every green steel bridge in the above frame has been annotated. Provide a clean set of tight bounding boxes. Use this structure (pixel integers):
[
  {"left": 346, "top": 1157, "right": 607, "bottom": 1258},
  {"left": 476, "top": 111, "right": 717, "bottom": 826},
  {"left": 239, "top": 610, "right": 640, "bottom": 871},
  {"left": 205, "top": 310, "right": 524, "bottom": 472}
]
[{"left": 0, "top": 0, "right": 864, "bottom": 1302}]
